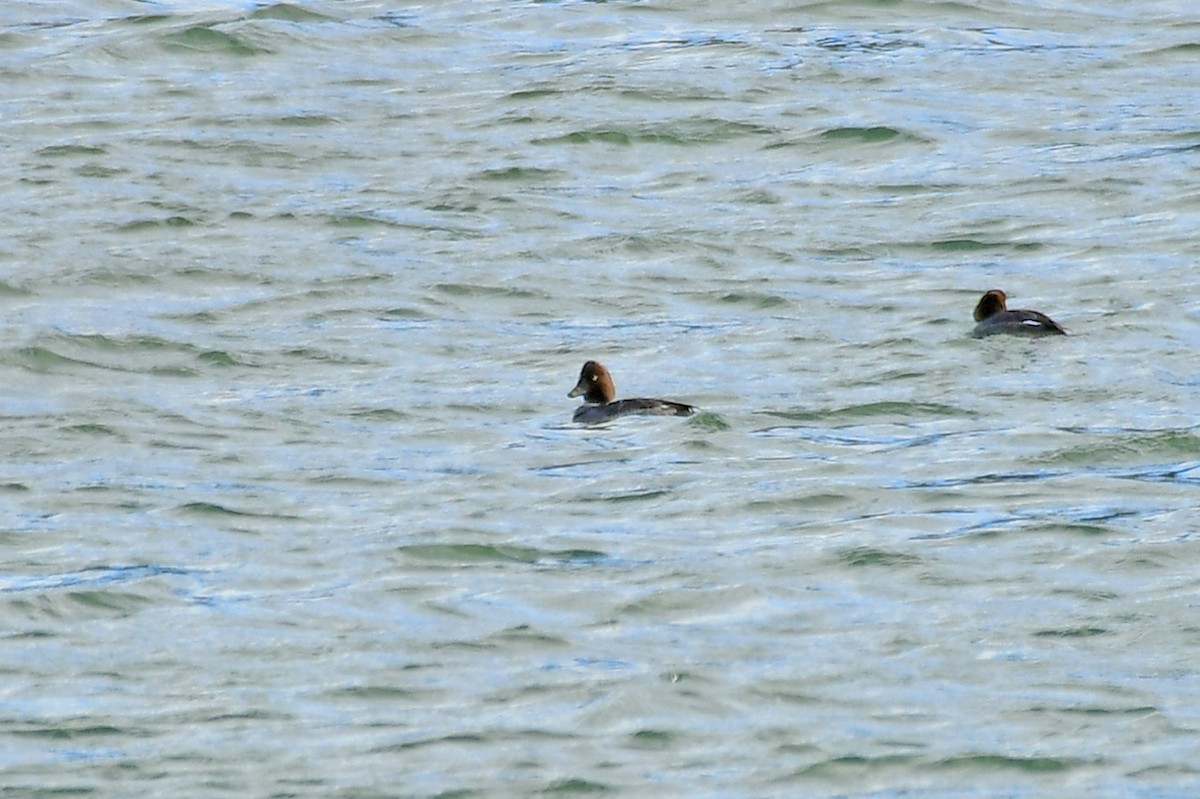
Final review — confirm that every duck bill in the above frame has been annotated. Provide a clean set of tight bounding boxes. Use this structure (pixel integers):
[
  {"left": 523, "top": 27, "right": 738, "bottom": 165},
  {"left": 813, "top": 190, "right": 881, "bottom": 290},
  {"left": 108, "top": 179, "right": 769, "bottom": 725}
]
[{"left": 568, "top": 379, "right": 587, "bottom": 398}]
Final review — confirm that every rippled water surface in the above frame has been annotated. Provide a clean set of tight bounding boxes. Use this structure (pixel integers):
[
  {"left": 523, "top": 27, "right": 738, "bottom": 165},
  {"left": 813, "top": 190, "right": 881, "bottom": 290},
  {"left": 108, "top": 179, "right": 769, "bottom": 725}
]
[{"left": 3, "top": 1, "right": 1200, "bottom": 796}]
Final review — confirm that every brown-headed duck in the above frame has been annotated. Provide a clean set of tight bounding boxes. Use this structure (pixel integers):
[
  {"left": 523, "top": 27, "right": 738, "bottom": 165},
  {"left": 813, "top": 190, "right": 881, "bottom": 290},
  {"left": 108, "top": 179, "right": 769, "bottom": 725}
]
[
  {"left": 972, "top": 289, "right": 1066, "bottom": 337},
  {"left": 568, "top": 360, "right": 696, "bottom": 424}
]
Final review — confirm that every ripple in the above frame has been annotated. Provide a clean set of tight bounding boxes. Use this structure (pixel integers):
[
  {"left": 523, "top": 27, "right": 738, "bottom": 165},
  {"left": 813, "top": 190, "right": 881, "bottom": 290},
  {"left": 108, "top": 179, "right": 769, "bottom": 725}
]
[
  {"left": 933, "top": 754, "right": 1080, "bottom": 773},
  {"left": 159, "top": 25, "right": 268, "bottom": 56},
  {"left": 0, "top": 564, "right": 194, "bottom": 594},
  {"left": 398, "top": 544, "right": 608, "bottom": 566},
  {"left": 532, "top": 119, "right": 776, "bottom": 147}
]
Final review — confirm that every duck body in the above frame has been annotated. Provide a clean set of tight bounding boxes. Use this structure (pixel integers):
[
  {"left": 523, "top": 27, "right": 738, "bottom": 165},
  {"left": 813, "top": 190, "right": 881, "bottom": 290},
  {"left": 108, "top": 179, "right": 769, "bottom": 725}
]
[
  {"left": 571, "top": 397, "right": 696, "bottom": 424},
  {"left": 568, "top": 360, "right": 696, "bottom": 423},
  {"left": 972, "top": 289, "right": 1066, "bottom": 337}
]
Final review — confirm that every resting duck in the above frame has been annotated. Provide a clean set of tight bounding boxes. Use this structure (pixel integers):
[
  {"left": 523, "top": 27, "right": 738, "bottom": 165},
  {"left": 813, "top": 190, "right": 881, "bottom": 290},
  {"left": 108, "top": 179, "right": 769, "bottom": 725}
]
[
  {"left": 568, "top": 360, "right": 696, "bottom": 424},
  {"left": 972, "top": 289, "right": 1066, "bottom": 337}
]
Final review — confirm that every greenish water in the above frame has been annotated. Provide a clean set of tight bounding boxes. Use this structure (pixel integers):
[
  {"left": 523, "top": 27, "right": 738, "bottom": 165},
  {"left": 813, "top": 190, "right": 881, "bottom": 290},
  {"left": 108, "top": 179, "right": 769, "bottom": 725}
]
[{"left": 2, "top": 1, "right": 1200, "bottom": 797}]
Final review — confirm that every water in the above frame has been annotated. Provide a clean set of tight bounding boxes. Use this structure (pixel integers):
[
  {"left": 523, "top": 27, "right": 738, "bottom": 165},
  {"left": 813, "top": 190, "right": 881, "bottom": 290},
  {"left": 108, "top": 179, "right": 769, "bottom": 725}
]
[{"left": 2, "top": 1, "right": 1200, "bottom": 796}]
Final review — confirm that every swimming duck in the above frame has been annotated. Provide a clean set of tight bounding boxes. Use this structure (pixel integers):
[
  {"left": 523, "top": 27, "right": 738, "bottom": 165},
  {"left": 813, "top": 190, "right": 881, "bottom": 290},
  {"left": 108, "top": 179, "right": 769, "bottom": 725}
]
[
  {"left": 568, "top": 360, "right": 696, "bottom": 423},
  {"left": 972, "top": 289, "right": 1066, "bottom": 337}
]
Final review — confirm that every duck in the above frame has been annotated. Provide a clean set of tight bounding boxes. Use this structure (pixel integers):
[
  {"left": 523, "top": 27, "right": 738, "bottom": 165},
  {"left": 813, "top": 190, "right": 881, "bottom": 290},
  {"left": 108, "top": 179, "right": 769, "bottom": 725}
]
[
  {"left": 972, "top": 289, "right": 1066, "bottom": 337},
  {"left": 568, "top": 360, "right": 696, "bottom": 424}
]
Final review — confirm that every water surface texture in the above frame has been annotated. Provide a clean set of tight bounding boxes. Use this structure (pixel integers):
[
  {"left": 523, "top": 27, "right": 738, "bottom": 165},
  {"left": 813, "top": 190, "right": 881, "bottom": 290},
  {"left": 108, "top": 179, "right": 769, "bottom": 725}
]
[{"left": 3, "top": 1, "right": 1200, "bottom": 796}]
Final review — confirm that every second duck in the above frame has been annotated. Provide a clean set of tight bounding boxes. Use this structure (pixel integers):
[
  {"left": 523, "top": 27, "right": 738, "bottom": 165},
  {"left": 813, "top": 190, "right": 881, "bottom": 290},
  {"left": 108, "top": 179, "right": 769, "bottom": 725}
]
[{"left": 972, "top": 289, "right": 1066, "bottom": 337}]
